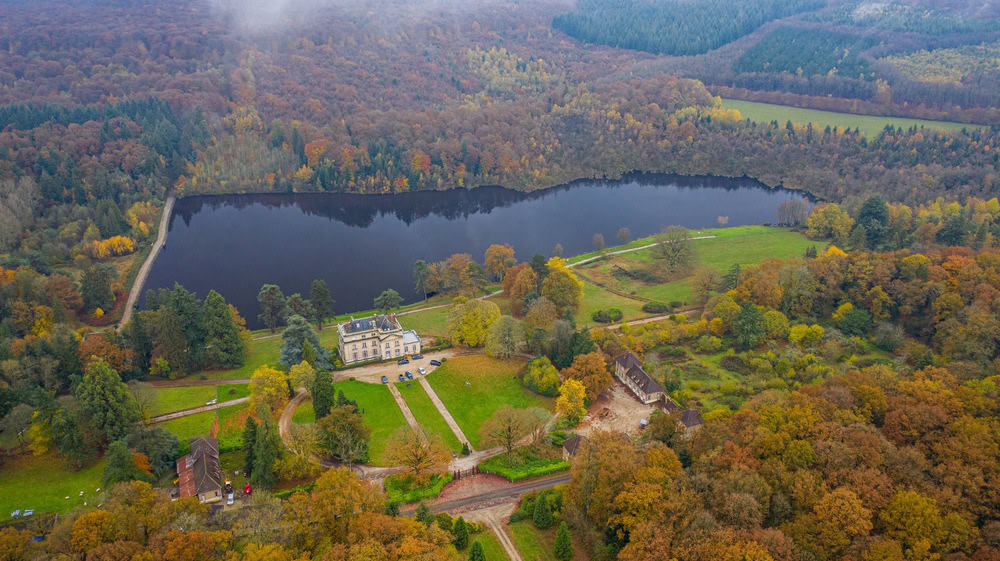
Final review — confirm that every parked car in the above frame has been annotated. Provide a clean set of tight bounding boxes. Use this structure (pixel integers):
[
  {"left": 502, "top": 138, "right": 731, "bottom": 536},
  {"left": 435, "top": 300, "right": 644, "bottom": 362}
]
[
  {"left": 412, "top": 354, "right": 424, "bottom": 360},
  {"left": 381, "top": 376, "right": 388, "bottom": 384},
  {"left": 429, "top": 359, "right": 441, "bottom": 366},
  {"left": 227, "top": 493, "right": 234, "bottom": 506},
  {"left": 398, "top": 374, "right": 405, "bottom": 382},
  {"left": 397, "top": 358, "right": 409, "bottom": 365},
  {"left": 418, "top": 367, "right": 427, "bottom": 375},
  {"left": 205, "top": 398, "right": 218, "bottom": 406},
  {"left": 22, "top": 509, "right": 33, "bottom": 517},
  {"left": 405, "top": 371, "right": 414, "bottom": 380}
]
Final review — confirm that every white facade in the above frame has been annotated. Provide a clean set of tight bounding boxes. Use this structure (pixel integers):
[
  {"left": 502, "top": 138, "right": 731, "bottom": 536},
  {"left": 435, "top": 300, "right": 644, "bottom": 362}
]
[{"left": 337, "top": 314, "right": 421, "bottom": 365}]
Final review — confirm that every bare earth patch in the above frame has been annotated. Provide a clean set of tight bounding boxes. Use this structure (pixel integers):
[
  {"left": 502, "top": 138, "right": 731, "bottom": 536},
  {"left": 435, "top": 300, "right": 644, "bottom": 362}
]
[
  {"left": 435, "top": 473, "right": 517, "bottom": 504},
  {"left": 577, "top": 381, "right": 658, "bottom": 438}
]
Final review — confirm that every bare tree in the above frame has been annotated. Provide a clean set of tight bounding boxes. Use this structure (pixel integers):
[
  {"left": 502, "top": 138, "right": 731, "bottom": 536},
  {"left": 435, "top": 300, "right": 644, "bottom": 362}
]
[
  {"left": 128, "top": 380, "right": 157, "bottom": 422},
  {"left": 650, "top": 225, "right": 696, "bottom": 275},
  {"left": 592, "top": 233, "right": 605, "bottom": 252},
  {"left": 777, "top": 199, "right": 810, "bottom": 227},
  {"left": 617, "top": 227, "right": 631, "bottom": 245},
  {"left": 479, "top": 405, "right": 534, "bottom": 463}
]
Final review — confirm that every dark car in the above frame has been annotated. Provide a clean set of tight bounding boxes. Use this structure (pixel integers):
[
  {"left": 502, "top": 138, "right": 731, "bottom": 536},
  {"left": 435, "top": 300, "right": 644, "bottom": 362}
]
[
  {"left": 429, "top": 359, "right": 441, "bottom": 366},
  {"left": 397, "top": 358, "right": 409, "bottom": 365},
  {"left": 405, "top": 371, "right": 414, "bottom": 380},
  {"left": 412, "top": 354, "right": 424, "bottom": 360},
  {"left": 381, "top": 375, "right": 388, "bottom": 384},
  {"left": 398, "top": 374, "right": 406, "bottom": 382}
]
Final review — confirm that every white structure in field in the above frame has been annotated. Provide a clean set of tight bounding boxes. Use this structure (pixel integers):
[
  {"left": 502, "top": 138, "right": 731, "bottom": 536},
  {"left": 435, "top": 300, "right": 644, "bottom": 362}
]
[{"left": 337, "top": 314, "right": 421, "bottom": 364}]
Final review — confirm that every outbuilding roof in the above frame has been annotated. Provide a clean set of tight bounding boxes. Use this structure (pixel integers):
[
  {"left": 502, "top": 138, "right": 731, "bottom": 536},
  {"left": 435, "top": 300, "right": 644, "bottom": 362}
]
[
  {"left": 177, "top": 437, "right": 222, "bottom": 498},
  {"left": 562, "top": 434, "right": 586, "bottom": 456},
  {"left": 681, "top": 409, "right": 704, "bottom": 428}
]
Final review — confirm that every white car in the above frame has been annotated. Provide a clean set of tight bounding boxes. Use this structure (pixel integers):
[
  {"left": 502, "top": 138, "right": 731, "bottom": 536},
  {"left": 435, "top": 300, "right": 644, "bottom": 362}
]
[
  {"left": 227, "top": 493, "right": 234, "bottom": 505},
  {"left": 418, "top": 367, "right": 427, "bottom": 375},
  {"left": 205, "top": 398, "right": 218, "bottom": 406}
]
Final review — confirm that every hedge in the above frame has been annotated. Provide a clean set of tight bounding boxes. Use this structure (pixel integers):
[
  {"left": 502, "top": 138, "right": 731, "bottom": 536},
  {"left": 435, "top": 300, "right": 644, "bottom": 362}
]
[
  {"left": 478, "top": 456, "right": 570, "bottom": 482},
  {"left": 385, "top": 473, "right": 453, "bottom": 504}
]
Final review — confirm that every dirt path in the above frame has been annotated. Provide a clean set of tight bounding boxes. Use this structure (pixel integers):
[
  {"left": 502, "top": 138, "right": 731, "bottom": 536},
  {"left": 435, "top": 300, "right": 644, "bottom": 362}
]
[
  {"left": 569, "top": 234, "right": 716, "bottom": 268},
  {"left": 119, "top": 195, "right": 175, "bottom": 329},
  {"left": 464, "top": 504, "right": 523, "bottom": 561},
  {"left": 148, "top": 396, "right": 249, "bottom": 423},
  {"left": 387, "top": 382, "right": 424, "bottom": 436},
  {"left": 417, "top": 376, "right": 474, "bottom": 451},
  {"left": 278, "top": 389, "right": 308, "bottom": 442}
]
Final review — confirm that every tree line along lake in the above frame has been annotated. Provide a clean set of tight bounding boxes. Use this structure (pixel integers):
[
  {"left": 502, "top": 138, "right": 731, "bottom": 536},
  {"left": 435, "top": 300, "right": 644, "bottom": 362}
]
[{"left": 142, "top": 173, "right": 813, "bottom": 328}]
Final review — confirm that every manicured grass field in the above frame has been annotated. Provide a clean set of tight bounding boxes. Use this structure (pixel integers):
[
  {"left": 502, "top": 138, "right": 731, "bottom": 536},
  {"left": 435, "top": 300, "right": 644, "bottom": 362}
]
[
  {"left": 426, "top": 356, "right": 551, "bottom": 448},
  {"left": 0, "top": 453, "right": 106, "bottom": 520},
  {"left": 472, "top": 532, "right": 512, "bottom": 561},
  {"left": 292, "top": 398, "right": 315, "bottom": 424},
  {"left": 336, "top": 380, "right": 408, "bottom": 466},
  {"left": 150, "top": 385, "right": 217, "bottom": 416},
  {"left": 722, "top": 98, "right": 982, "bottom": 138},
  {"left": 395, "top": 381, "right": 462, "bottom": 451},
  {"left": 217, "top": 383, "right": 250, "bottom": 401}
]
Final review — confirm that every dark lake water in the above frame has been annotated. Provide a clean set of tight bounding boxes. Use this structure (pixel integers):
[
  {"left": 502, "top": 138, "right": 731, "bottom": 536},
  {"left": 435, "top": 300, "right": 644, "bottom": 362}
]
[{"left": 143, "top": 173, "right": 811, "bottom": 328}]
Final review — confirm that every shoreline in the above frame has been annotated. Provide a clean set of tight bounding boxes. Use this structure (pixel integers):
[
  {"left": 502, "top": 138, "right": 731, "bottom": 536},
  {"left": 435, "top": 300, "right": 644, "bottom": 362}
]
[{"left": 118, "top": 195, "right": 175, "bottom": 330}]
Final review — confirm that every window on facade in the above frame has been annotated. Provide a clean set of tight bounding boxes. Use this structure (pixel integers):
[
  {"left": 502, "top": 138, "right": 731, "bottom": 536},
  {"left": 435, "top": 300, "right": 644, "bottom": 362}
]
[
  {"left": 363, "top": 351, "right": 368, "bottom": 358},
  {"left": 395, "top": 341, "right": 399, "bottom": 346},
  {"left": 353, "top": 353, "right": 358, "bottom": 361}
]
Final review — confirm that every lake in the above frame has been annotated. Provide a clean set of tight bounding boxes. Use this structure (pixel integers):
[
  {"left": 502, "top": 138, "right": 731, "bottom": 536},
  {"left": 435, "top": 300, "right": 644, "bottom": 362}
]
[{"left": 142, "top": 173, "right": 811, "bottom": 328}]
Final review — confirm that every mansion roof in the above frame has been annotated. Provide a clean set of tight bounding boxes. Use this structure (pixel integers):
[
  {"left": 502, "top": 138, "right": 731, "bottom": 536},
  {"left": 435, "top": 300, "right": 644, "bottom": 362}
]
[{"left": 343, "top": 314, "right": 400, "bottom": 335}]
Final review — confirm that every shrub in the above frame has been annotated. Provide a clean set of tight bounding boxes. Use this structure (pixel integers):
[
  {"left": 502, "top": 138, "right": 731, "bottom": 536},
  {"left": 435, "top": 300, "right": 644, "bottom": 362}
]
[
  {"left": 461, "top": 442, "right": 470, "bottom": 456},
  {"left": 479, "top": 455, "right": 570, "bottom": 482},
  {"left": 720, "top": 354, "right": 749, "bottom": 374},
  {"left": 670, "top": 301, "right": 684, "bottom": 309},
  {"left": 590, "top": 308, "right": 623, "bottom": 323},
  {"left": 695, "top": 335, "right": 722, "bottom": 353},
  {"left": 385, "top": 473, "right": 453, "bottom": 504},
  {"left": 522, "top": 357, "right": 560, "bottom": 396},
  {"left": 658, "top": 345, "right": 688, "bottom": 359},
  {"left": 643, "top": 301, "right": 672, "bottom": 314}
]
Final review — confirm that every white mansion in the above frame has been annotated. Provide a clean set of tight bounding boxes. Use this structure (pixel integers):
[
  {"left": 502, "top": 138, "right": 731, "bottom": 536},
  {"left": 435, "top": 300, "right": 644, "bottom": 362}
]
[{"left": 337, "top": 314, "right": 421, "bottom": 364}]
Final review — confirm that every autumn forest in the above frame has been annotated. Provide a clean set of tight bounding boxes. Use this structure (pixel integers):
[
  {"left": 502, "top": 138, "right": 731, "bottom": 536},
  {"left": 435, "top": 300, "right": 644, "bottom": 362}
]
[{"left": 2, "top": 0, "right": 1000, "bottom": 560}]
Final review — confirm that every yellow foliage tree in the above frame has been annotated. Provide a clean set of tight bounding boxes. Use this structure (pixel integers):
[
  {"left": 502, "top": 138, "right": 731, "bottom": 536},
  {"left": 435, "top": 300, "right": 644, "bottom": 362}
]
[
  {"left": 556, "top": 379, "right": 587, "bottom": 425},
  {"left": 249, "top": 365, "right": 289, "bottom": 413}
]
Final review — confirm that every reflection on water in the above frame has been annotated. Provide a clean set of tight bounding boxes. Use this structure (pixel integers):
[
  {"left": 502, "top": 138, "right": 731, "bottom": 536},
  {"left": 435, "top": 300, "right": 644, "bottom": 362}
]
[{"left": 144, "top": 173, "right": 812, "bottom": 328}]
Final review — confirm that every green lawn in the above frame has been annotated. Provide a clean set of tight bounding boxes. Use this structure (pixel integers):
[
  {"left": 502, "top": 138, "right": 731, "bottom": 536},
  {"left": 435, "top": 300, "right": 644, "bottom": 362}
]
[
  {"left": 157, "top": 403, "right": 246, "bottom": 443},
  {"left": 0, "top": 453, "right": 106, "bottom": 521},
  {"left": 398, "top": 305, "right": 451, "bottom": 338},
  {"left": 395, "top": 381, "right": 462, "bottom": 451},
  {"left": 509, "top": 521, "right": 556, "bottom": 561},
  {"left": 187, "top": 328, "right": 340, "bottom": 381},
  {"left": 217, "top": 383, "right": 250, "bottom": 402},
  {"left": 426, "top": 356, "right": 552, "bottom": 448},
  {"left": 472, "top": 532, "right": 512, "bottom": 561},
  {"left": 721, "top": 98, "right": 983, "bottom": 138},
  {"left": 293, "top": 398, "right": 315, "bottom": 424},
  {"left": 574, "top": 280, "right": 649, "bottom": 328},
  {"left": 150, "top": 385, "right": 217, "bottom": 416},
  {"left": 336, "top": 380, "right": 409, "bottom": 466}
]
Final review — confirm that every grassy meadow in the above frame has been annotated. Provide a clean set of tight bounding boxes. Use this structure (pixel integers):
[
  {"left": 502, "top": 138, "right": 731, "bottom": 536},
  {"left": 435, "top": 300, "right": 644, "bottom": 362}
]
[
  {"left": 0, "top": 454, "right": 105, "bottom": 521},
  {"left": 722, "top": 98, "right": 982, "bottom": 137}
]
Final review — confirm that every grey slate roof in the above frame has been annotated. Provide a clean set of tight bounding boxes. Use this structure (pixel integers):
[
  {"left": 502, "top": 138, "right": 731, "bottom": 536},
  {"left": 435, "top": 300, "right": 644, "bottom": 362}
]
[
  {"left": 681, "top": 409, "right": 704, "bottom": 428},
  {"left": 615, "top": 352, "right": 643, "bottom": 371},
  {"left": 344, "top": 314, "right": 398, "bottom": 334}
]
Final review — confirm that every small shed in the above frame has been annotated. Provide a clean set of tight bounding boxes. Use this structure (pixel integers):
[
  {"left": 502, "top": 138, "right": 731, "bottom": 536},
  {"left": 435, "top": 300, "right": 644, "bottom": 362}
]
[{"left": 562, "top": 434, "right": 587, "bottom": 461}]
